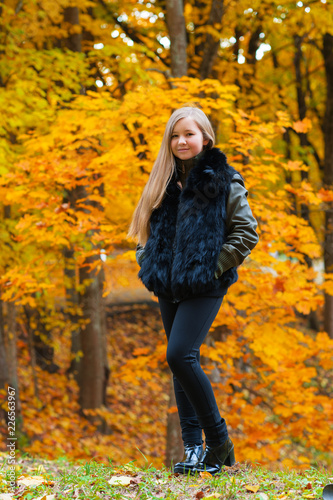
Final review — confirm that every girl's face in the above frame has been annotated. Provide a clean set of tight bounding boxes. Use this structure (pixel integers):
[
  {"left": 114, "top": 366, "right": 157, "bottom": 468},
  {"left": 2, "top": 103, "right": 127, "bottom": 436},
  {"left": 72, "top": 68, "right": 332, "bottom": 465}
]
[{"left": 171, "top": 117, "right": 208, "bottom": 160}]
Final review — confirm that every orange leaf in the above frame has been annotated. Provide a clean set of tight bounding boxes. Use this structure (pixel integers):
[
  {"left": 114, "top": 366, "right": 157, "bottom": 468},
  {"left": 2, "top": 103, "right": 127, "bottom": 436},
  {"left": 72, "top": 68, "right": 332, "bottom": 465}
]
[
  {"left": 245, "top": 484, "right": 260, "bottom": 493},
  {"left": 200, "top": 471, "right": 213, "bottom": 478}
]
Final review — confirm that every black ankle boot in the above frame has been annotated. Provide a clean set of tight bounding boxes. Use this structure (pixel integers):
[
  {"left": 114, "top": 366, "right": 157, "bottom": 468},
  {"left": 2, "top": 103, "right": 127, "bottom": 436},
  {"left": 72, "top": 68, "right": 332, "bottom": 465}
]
[
  {"left": 173, "top": 443, "right": 204, "bottom": 474},
  {"left": 193, "top": 438, "right": 235, "bottom": 475}
]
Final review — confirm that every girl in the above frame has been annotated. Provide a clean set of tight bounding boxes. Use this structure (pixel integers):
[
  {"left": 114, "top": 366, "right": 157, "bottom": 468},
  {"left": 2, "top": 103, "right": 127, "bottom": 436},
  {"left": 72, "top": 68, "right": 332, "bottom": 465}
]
[{"left": 127, "top": 106, "right": 259, "bottom": 475}]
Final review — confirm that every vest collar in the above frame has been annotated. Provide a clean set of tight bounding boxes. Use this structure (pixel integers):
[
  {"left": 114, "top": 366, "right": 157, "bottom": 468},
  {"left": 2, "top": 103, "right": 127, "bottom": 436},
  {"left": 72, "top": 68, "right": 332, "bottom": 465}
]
[
  {"left": 174, "top": 149, "right": 206, "bottom": 173},
  {"left": 171, "top": 147, "right": 230, "bottom": 194}
]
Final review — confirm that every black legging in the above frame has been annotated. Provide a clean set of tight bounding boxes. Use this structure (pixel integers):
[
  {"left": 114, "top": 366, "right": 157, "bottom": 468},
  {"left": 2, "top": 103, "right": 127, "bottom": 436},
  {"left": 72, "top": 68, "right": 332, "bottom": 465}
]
[{"left": 158, "top": 295, "right": 228, "bottom": 447}]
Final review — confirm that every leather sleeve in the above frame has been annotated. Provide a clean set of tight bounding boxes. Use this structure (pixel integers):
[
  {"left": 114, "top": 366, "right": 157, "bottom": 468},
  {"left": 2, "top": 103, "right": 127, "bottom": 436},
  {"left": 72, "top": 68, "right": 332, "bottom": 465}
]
[
  {"left": 136, "top": 243, "right": 146, "bottom": 267},
  {"left": 214, "top": 174, "right": 259, "bottom": 279}
]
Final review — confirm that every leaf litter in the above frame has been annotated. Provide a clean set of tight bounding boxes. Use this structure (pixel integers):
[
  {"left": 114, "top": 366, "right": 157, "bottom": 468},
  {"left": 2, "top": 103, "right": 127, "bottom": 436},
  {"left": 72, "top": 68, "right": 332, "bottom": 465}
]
[{"left": 0, "top": 454, "right": 331, "bottom": 499}]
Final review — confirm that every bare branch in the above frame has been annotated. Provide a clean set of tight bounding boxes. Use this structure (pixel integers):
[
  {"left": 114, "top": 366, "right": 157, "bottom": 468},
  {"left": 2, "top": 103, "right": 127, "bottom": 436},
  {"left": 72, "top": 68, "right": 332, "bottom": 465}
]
[
  {"left": 15, "top": 0, "right": 23, "bottom": 14},
  {"left": 98, "top": 0, "right": 167, "bottom": 66}
]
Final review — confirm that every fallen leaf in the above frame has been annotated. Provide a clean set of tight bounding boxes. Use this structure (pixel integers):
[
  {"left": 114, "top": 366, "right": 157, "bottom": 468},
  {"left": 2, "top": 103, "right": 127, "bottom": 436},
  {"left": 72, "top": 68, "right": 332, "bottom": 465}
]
[
  {"left": 200, "top": 471, "right": 212, "bottom": 478},
  {"left": 108, "top": 475, "right": 132, "bottom": 486},
  {"left": 196, "top": 492, "right": 204, "bottom": 499},
  {"left": 225, "top": 462, "right": 241, "bottom": 473},
  {"left": 30, "top": 465, "right": 46, "bottom": 474},
  {"left": 0, "top": 495, "right": 13, "bottom": 500},
  {"left": 205, "top": 494, "right": 221, "bottom": 499},
  {"left": 245, "top": 484, "right": 260, "bottom": 493},
  {"left": 258, "top": 494, "right": 269, "bottom": 500},
  {"left": 17, "top": 475, "right": 47, "bottom": 487}
]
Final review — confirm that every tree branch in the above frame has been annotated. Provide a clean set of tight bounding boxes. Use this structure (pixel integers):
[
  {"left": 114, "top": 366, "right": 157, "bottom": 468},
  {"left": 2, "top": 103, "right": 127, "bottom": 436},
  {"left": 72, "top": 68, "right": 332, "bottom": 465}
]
[
  {"left": 15, "top": 0, "right": 23, "bottom": 14},
  {"left": 98, "top": 0, "right": 167, "bottom": 66}
]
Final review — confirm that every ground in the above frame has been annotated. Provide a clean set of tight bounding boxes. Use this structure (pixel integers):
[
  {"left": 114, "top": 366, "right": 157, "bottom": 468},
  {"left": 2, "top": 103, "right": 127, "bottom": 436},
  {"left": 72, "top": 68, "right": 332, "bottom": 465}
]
[{"left": 0, "top": 454, "right": 332, "bottom": 499}]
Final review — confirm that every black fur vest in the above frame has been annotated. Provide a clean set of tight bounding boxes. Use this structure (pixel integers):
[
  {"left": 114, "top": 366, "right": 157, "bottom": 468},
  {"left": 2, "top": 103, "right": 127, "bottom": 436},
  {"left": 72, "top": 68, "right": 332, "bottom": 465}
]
[{"left": 138, "top": 148, "right": 240, "bottom": 302}]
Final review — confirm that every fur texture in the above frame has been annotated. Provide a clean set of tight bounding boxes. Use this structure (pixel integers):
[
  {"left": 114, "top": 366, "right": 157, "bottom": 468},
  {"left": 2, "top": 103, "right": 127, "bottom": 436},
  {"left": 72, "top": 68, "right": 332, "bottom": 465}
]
[{"left": 138, "top": 148, "right": 240, "bottom": 301}]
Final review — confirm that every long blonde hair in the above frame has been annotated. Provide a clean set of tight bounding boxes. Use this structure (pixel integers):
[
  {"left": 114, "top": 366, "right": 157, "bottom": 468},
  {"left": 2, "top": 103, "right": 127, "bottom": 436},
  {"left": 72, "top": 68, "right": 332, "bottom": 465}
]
[{"left": 127, "top": 106, "right": 215, "bottom": 246}]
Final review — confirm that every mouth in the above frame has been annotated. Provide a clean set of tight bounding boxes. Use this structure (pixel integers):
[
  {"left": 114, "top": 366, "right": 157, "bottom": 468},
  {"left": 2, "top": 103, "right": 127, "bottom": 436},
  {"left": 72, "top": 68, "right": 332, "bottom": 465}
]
[{"left": 178, "top": 149, "right": 190, "bottom": 152}]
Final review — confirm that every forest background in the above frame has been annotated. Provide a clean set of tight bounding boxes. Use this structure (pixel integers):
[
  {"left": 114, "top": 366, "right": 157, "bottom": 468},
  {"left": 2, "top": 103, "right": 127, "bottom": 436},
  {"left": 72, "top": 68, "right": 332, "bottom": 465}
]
[{"left": 0, "top": 0, "right": 333, "bottom": 471}]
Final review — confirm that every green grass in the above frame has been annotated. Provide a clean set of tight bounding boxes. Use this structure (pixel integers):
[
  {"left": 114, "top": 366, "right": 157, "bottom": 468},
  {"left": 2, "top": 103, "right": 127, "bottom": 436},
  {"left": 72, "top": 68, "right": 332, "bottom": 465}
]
[{"left": 0, "top": 454, "right": 332, "bottom": 499}]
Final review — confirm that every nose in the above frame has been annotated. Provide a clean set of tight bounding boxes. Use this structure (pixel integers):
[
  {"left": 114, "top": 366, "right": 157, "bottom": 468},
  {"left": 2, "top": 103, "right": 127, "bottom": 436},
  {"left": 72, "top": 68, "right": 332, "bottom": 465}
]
[{"left": 179, "top": 136, "right": 186, "bottom": 144}]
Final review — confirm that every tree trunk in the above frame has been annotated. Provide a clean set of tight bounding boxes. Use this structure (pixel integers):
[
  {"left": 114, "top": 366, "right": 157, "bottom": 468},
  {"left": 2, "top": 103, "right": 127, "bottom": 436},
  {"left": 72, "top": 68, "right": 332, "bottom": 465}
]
[
  {"left": 0, "top": 297, "right": 9, "bottom": 427},
  {"left": 62, "top": 6, "right": 84, "bottom": 383},
  {"left": 63, "top": 6, "right": 82, "bottom": 52},
  {"left": 6, "top": 302, "right": 18, "bottom": 392},
  {"left": 293, "top": 35, "right": 320, "bottom": 331},
  {"left": 2, "top": 206, "right": 22, "bottom": 422},
  {"left": 199, "top": 0, "right": 224, "bottom": 79},
  {"left": 63, "top": 247, "right": 81, "bottom": 381},
  {"left": 0, "top": 296, "right": 9, "bottom": 390},
  {"left": 165, "top": 376, "right": 183, "bottom": 467},
  {"left": 322, "top": 33, "right": 333, "bottom": 338},
  {"left": 63, "top": 7, "right": 110, "bottom": 408},
  {"left": 24, "top": 306, "right": 40, "bottom": 401},
  {"left": 78, "top": 258, "right": 107, "bottom": 409},
  {"left": 166, "top": 0, "right": 188, "bottom": 77}
]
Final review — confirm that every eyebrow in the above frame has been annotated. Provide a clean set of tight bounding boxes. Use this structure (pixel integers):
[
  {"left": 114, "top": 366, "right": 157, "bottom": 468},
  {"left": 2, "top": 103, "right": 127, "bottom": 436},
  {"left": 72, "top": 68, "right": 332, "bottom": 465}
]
[{"left": 172, "top": 129, "right": 196, "bottom": 133}]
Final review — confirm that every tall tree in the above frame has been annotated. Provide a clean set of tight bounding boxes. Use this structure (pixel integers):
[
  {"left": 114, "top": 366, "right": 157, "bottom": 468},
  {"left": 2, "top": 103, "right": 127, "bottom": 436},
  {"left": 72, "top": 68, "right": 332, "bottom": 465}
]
[
  {"left": 166, "top": 0, "right": 188, "bottom": 77},
  {"left": 0, "top": 297, "right": 9, "bottom": 394},
  {"left": 62, "top": 5, "right": 109, "bottom": 409},
  {"left": 322, "top": 32, "right": 333, "bottom": 338}
]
